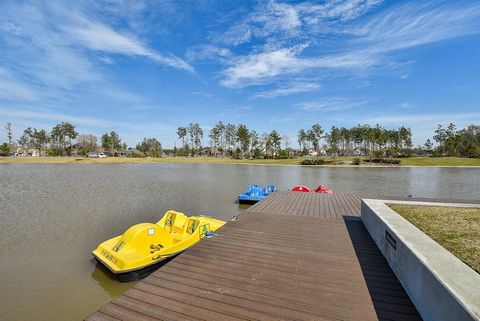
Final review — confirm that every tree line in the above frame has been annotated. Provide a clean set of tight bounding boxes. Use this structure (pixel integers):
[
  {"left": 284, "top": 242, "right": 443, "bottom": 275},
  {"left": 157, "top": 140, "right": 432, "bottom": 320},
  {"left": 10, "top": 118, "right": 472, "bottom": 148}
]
[
  {"left": 174, "top": 122, "right": 414, "bottom": 159},
  {"left": 1, "top": 121, "right": 479, "bottom": 159},
  {"left": 176, "top": 121, "right": 285, "bottom": 158},
  {"left": 297, "top": 124, "right": 413, "bottom": 158},
  {"left": 427, "top": 123, "right": 480, "bottom": 157},
  {"left": 0, "top": 122, "right": 163, "bottom": 158}
]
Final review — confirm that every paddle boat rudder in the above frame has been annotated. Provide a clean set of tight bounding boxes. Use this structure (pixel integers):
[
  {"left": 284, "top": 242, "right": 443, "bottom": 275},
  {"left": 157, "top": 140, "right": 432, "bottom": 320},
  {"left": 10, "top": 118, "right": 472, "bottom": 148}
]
[
  {"left": 92, "top": 210, "right": 225, "bottom": 281},
  {"left": 238, "top": 184, "right": 277, "bottom": 204}
]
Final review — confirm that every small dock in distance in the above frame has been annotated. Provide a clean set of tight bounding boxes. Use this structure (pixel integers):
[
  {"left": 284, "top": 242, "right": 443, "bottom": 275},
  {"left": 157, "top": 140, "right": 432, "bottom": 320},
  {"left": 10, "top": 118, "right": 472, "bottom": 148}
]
[{"left": 86, "top": 191, "right": 457, "bottom": 321}]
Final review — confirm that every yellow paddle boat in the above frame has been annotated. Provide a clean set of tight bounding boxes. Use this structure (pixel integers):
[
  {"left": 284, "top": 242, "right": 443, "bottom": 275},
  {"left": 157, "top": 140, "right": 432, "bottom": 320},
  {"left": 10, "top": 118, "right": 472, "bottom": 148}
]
[{"left": 92, "top": 210, "right": 225, "bottom": 281}]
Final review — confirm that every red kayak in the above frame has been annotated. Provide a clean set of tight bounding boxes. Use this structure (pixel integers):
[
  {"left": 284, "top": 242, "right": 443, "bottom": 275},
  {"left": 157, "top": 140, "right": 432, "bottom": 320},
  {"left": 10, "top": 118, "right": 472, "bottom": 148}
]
[
  {"left": 292, "top": 185, "right": 311, "bottom": 192},
  {"left": 314, "top": 185, "right": 335, "bottom": 194},
  {"left": 292, "top": 185, "right": 335, "bottom": 194}
]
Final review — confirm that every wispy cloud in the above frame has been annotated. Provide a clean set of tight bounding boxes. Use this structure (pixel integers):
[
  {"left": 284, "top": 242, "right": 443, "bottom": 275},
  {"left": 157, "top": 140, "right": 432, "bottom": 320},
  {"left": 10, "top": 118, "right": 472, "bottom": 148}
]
[
  {"left": 218, "top": 0, "right": 382, "bottom": 46},
  {"left": 221, "top": 45, "right": 306, "bottom": 87},
  {"left": 218, "top": 0, "right": 480, "bottom": 88},
  {"left": 221, "top": 44, "right": 375, "bottom": 87},
  {"left": 186, "top": 45, "right": 231, "bottom": 62},
  {"left": 0, "top": 67, "right": 40, "bottom": 102},
  {"left": 0, "top": 107, "right": 126, "bottom": 127},
  {"left": 0, "top": 0, "right": 193, "bottom": 105},
  {"left": 297, "top": 0, "right": 384, "bottom": 23},
  {"left": 63, "top": 13, "right": 193, "bottom": 72},
  {"left": 251, "top": 82, "right": 320, "bottom": 99},
  {"left": 355, "top": 1, "right": 480, "bottom": 53},
  {"left": 217, "top": 1, "right": 300, "bottom": 46},
  {"left": 295, "top": 97, "right": 368, "bottom": 112},
  {"left": 189, "top": 91, "right": 214, "bottom": 98}
]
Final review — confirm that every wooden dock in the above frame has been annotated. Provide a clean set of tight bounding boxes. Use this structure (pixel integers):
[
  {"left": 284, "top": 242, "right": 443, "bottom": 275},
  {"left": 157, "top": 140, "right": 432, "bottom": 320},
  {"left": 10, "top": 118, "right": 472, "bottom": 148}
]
[{"left": 86, "top": 192, "right": 439, "bottom": 321}]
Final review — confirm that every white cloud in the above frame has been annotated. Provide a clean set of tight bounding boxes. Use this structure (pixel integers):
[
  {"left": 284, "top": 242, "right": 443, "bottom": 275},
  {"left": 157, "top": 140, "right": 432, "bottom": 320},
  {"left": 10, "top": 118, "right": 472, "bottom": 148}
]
[
  {"left": 66, "top": 18, "right": 152, "bottom": 55},
  {"left": 251, "top": 82, "right": 320, "bottom": 99},
  {"left": 189, "top": 91, "right": 214, "bottom": 98},
  {"left": 295, "top": 98, "right": 368, "bottom": 112},
  {"left": 96, "top": 87, "right": 145, "bottom": 104},
  {"left": 0, "top": 67, "right": 40, "bottom": 102},
  {"left": 219, "top": 0, "right": 382, "bottom": 46},
  {"left": 355, "top": 1, "right": 480, "bottom": 53},
  {"left": 0, "top": 107, "right": 126, "bottom": 127},
  {"left": 0, "top": 0, "right": 193, "bottom": 104},
  {"left": 218, "top": 1, "right": 480, "bottom": 88},
  {"left": 297, "top": 0, "right": 383, "bottom": 23},
  {"left": 221, "top": 45, "right": 307, "bottom": 87},
  {"left": 221, "top": 45, "right": 375, "bottom": 87},
  {"left": 186, "top": 45, "right": 232, "bottom": 62},
  {"left": 62, "top": 12, "right": 194, "bottom": 72},
  {"left": 218, "top": 0, "right": 302, "bottom": 46}
]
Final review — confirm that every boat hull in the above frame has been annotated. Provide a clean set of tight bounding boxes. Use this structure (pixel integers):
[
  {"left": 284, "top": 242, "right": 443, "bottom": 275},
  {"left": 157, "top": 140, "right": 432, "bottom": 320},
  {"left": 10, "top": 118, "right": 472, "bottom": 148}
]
[
  {"left": 93, "top": 251, "right": 179, "bottom": 281},
  {"left": 238, "top": 198, "right": 261, "bottom": 204},
  {"left": 116, "top": 255, "right": 178, "bottom": 282}
]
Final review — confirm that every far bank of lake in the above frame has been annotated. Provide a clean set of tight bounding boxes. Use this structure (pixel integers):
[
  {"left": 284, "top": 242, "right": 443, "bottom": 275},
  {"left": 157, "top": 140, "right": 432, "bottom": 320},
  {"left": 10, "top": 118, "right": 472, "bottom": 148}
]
[{"left": 1, "top": 156, "right": 480, "bottom": 167}]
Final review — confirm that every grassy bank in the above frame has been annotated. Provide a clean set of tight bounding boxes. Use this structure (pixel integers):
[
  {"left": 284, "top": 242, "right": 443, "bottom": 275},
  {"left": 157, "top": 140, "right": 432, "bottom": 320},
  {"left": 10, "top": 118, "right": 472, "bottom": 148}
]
[
  {"left": 1, "top": 156, "right": 479, "bottom": 166},
  {"left": 390, "top": 205, "right": 480, "bottom": 274},
  {"left": 399, "top": 157, "right": 480, "bottom": 166}
]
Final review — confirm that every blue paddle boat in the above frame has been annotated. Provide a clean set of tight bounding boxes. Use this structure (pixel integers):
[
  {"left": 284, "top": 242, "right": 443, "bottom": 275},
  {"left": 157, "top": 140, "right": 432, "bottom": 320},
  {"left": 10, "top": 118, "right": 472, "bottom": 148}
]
[{"left": 238, "top": 184, "right": 277, "bottom": 204}]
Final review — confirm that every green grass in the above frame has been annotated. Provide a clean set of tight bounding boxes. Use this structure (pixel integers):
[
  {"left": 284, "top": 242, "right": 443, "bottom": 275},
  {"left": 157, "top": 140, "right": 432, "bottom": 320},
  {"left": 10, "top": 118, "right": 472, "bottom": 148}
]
[
  {"left": 400, "top": 157, "right": 480, "bottom": 166},
  {"left": 390, "top": 205, "right": 480, "bottom": 274}
]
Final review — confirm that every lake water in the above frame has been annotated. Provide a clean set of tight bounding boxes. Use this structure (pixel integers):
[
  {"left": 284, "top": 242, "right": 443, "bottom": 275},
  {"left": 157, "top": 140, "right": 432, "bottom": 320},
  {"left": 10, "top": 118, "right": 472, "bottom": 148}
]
[{"left": 1, "top": 163, "right": 479, "bottom": 320}]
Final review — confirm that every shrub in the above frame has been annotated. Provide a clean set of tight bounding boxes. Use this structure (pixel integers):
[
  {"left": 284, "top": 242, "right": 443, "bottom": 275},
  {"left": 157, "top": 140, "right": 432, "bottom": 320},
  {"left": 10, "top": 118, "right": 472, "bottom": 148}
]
[
  {"left": 0, "top": 143, "right": 9, "bottom": 156},
  {"left": 300, "top": 159, "right": 325, "bottom": 165},
  {"left": 352, "top": 157, "right": 362, "bottom": 165},
  {"left": 129, "top": 149, "right": 146, "bottom": 158},
  {"left": 364, "top": 158, "right": 400, "bottom": 164}
]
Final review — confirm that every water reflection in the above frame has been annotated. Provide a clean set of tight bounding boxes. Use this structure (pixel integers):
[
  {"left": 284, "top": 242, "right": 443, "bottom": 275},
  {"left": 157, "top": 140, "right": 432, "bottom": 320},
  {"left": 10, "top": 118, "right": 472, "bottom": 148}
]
[
  {"left": 238, "top": 204, "right": 253, "bottom": 210},
  {"left": 90, "top": 259, "right": 129, "bottom": 298}
]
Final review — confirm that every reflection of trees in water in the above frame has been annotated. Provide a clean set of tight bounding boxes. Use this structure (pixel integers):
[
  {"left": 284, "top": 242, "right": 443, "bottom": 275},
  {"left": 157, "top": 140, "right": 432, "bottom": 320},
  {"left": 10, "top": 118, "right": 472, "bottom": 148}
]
[{"left": 90, "top": 258, "right": 133, "bottom": 298}]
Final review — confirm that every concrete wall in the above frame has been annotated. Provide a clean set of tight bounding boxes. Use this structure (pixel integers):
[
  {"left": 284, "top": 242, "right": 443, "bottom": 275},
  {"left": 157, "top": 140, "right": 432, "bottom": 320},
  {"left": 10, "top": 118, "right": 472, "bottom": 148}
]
[{"left": 361, "top": 199, "right": 480, "bottom": 321}]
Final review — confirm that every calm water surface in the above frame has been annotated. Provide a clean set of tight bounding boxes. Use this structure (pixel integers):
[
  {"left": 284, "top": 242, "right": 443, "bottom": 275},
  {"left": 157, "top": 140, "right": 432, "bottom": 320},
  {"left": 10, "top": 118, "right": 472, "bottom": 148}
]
[{"left": 1, "top": 164, "right": 479, "bottom": 320}]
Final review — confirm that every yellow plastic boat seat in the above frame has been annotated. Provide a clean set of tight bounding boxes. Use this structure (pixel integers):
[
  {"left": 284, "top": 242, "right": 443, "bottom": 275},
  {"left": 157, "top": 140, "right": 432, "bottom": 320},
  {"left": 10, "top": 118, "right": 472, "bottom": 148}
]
[
  {"left": 117, "top": 223, "right": 175, "bottom": 254},
  {"left": 184, "top": 217, "right": 201, "bottom": 234},
  {"left": 156, "top": 210, "right": 188, "bottom": 234}
]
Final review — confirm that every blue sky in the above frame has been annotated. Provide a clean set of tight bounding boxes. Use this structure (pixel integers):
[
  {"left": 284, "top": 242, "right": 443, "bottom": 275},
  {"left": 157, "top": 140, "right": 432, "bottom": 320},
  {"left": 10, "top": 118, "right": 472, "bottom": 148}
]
[{"left": 1, "top": 0, "right": 480, "bottom": 148}]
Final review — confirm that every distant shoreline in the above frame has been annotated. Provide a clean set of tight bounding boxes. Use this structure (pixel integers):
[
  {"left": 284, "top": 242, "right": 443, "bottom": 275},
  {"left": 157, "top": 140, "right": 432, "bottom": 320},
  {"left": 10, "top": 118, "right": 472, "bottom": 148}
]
[{"left": 1, "top": 156, "right": 480, "bottom": 167}]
